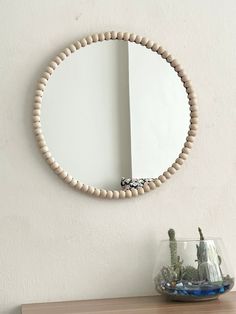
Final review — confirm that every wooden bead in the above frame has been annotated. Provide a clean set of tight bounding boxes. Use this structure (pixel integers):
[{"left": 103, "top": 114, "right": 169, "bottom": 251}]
[
  {"left": 119, "top": 190, "right": 126, "bottom": 198},
  {"left": 157, "top": 46, "right": 165, "bottom": 54},
  {"left": 163, "top": 171, "right": 171, "bottom": 179},
  {"left": 172, "top": 163, "right": 181, "bottom": 170},
  {"left": 168, "top": 167, "right": 176, "bottom": 175},
  {"left": 111, "top": 31, "right": 117, "bottom": 39},
  {"left": 151, "top": 43, "right": 159, "bottom": 52},
  {"left": 161, "top": 50, "right": 168, "bottom": 59},
  {"left": 149, "top": 181, "right": 156, "bottom": 189},
  {"left": 74, "top": 41, "right": 81, "bottom": 49},
  {"left": 55, "top": 166, "right": 63, "bottom": 174},
  {"left": 189, "top": 130, "right": 197, "bottom": 136},
  {"left": 80, "top": 38, "right": 87, "bottom": 47},
  {"left": 98, "top": 33, "right": 105, "bottom": 41},
  {"left": 106, "top": 190, "right": 113, "bottom": 199},
  {"left": 34, "top": 102, "right": 41, "bottom": 109},
  {"left": 123, "top": 32, "right": 130, "bottom": 41},
  {"left": 35, "top": 89, "right": 43, "bottom": 97},
  {"left": 125, "top": 190, "right": 132, "bottom": 198},
  {"left": 69, "top": 44, "right": 76, "bottom": 53},
  {"left": 81, "top": 183, "right": 88, "bottom": 191},
  {"left": 64, "top": 175, "right": 73, "bottom": 183},
  {"left": 154, "top": 179, "right": 162, "bottom": 187},
  {"left": 135, "top": 35, "right": 142, "bottom": 44},
  {"left": 33, "top": 116, "right": 40, "bottom": 122},
  {"left": 86, "top": 36, "right": 93, "bottom": 44},
  {"left": 88, "top": 185, "right": 95, "bottom": 194},
  {"left": 158, "top": 175, "right": 166, "bottom": 183},
  {"left": 58, "top": 52, "right": 66, "bottom": 61},
  {"left": 129, "top": 33, "right": 136, "bottom": 42},
  {"left": 179, "top": 153, "right": 188, "bottom": 160},
  {"left": 47, "top": 157, "right": 55, "bottom": 165},
  {"left": 170, "top": 59, "right": 178, "bottom": 67},
  {"left": 176, "top": 158, "right": 184, "bottom": 165},
  {"left": 51, "top": 162, "right": 59, "bottom": 170},
  {"left": 117, "top": 32, "right": 123, "bottom": 40},
  {"left": 113, "top": 190, "right": 120, "bottom": 199},
  {"left": 190, "top": 124, "right": 198, "bottom": 130},
  {"left": 141, "top": 37, "right": 148, "bottom": 46},
  {"left": 146, "top": 40, "right": 154, "bottom": 49},
  {"left": 131, "top": 188, "right": 139, "bottom": 197},
  {"left": 59, "top": 171, "right": 68, "bottom": 179},
  {"left": 143, "top": 183, "right": 150, "bottom": 192},
  {"left": 92, "top": 33, "right": 99, "bottom": 42},
  {"left": 94, "top": 188, "right": 101, "bottom": 197},
  {"left": 69, "top": 178, "right": 77, "bottom": 187},
  {"left": 100, "top": 189, "right": 107, "bottom": 198},
  {"left": 43, "top": 151, "right": 51, "bottom": 159},
  {"left": 185, "top": 141, "right": 193, "bottom": 148},
  {"left": 104, "top": 32, "right": 111, "bottom": 40},
  {"left": 75, "top": 181, "right": 83, "bottom": 189},
  {"left": 138, "top": 187, "right": 144, "bottom": 195}
]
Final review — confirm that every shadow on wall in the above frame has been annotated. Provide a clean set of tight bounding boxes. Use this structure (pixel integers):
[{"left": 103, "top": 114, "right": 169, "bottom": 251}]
[{"left": 7, "top": 306, "right": 21, "bottom": 314}]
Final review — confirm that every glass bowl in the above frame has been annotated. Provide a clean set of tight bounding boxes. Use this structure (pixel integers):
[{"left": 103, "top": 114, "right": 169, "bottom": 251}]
[{"left": 153, "top": 238, "right": 234, "bottom": 301}]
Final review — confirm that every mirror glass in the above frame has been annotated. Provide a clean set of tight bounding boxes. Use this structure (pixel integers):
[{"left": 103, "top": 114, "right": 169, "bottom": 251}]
[{"left": 41, "top": 40, "right": 190, "bottom": 190}]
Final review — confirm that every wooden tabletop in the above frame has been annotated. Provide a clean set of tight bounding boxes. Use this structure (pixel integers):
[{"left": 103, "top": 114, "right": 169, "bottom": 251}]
[{"left": 22, "top": 292, "right": 236, "bottom": 314}]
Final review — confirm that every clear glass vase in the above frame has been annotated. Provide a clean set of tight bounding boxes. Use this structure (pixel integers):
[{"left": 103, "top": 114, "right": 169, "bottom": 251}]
[{"left": 153, "top": 238, "right": 234, "bottom": 301}]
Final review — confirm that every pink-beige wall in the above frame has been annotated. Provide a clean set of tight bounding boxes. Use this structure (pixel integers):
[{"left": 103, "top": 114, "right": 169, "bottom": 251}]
[{"left": 1, "top": 1, "right": 236, "bottom": 313}]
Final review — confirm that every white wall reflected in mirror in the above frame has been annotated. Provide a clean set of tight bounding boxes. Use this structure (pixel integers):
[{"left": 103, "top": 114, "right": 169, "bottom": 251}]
[{"left": 41, "top": 41, "right": 190, "bottom": 190}]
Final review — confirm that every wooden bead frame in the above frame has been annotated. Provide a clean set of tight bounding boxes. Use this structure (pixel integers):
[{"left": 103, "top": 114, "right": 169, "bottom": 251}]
[{"left": 33, "top": 31, "right": 198, "bottom": 199}]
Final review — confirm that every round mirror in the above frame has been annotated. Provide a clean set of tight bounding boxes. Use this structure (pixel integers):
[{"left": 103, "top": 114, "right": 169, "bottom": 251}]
[{"left": 33, "top": 31, "right": 197, "bottom": 199}]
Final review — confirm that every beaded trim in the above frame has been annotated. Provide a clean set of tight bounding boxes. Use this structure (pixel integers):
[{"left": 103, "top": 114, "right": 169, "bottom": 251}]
[{"left": 33, "top": 31, "right": 198, "bottom": 199}]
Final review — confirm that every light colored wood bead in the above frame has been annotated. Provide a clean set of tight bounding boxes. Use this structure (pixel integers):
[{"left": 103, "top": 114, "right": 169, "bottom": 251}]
[
  {"left": 176, "top": 158, "right": 184, "bottom": 165},
  {"left": 191, "top": 111, "right": 198, "bottom": 118},
  {"left": 47, "top": 157, "right": 55, "bottom": 165},
  {"left": 104, "top": 32, "right": 111, "bottom": 40},
  {"left": 81, "top": 183, "right": 88, "bottom": 191},
  {"left": 100, "top": 189, "right": 107, "bottom": 198},
  {"left": 190, "top": 124, "right": 198, "bottom": 131},
  {"left": 161, "top": 50, "right": 168, "bottom": 59},
  {"left": 40, "top": 146, "right": 49, "bottom": 153},
  {"left": 190, "top": 117, "right": 198, "bottom": 124},
  {"left": 36, "top": 134, "right": 44, "bottom": 142},
  {"left": 163, "top": 171, "right": 171, "bottom": 179},
  {"left": 59, "top": 52, "right": 67, "bottom": 60},
  {"left": 123, "top": 32, "right": 130, "bottom": 41},
  {"left": 158, "top": 175, "right": 166, "bottom": 183},
  {"left": 107, "top": 190, "right": 113, "bottom": 199},
  {"left": 39, "top": 77, "right": 48, "bottom": 85},
  {"left": 143, "top": 183, "right": 150, "bottom": 192},
  {"left": 98, "top": 33, "right": 105, "bottom": 41},
  {"left": 46, "top": 66, "right": 54, "bottom": 74},
  {"left": 94, "top": 188, "right": 101, "bottom": 197},
  {"left": 92, "top": 33, "right": 99, "bottom": 42},
  {"left": 64, "top": 48, "right": 71, "bottom": 56},
  {"left": 87, "top": 185, "right": 95, "bottom": 194},
  {"left": 131, "top": 188, "right": 139, "bottom": 197},
  {"left": 189, "top": 130, "right": 197, "bottom": 136},
  {"left": 37, "top": 139, "right": 46, "bottom": 147},
  {"left": 33, "top": 116, "right": 40, "bottom": 122},
  {"left": 69, "top": 44, "right": 76, "bottom": 53},
  {"left": 111, "top": 31, "right": 117, "bottom": 39},
  {"left": 51, "top": 162, "right": 59, "bottom": 170},
  {"left": 86, "top": 36, "right": 93, "bottom": 44},
  {"left": 65, "top": 175, "right": 73, "bottom": 183},
  {"left": 119, "top": 190, "right": 126, "bottom": 198},
  {"left": 182, "top": 147, "right": 190, "bottom": 154},
  {"left": 43, "top": 151, "right": 51, "bottom": 159},
  {"left": 80, "top": 38, "right": 87, "bottom": 47},
  {"left": 117, "top": 32, "right": 123, "bottom": 40},
  {"left": 138, "top": 187, "right": 144, "bottom": 195},
  {"left": 154, "top": 179, "right": 162, "bottom": 187},
  {"left": 149, "top": 181, "right": 156, "bottom": 189},
  {"left": 55, "top": 166, "right": 63, "bottom": 175},
  {"left": 33, "top": 109, "right": 40, "bottom": 116},
  {"left": 59, "top": 171, "right": 68, "bottom": 179},
  {"left": 74, "top": 41, "right": 81, "bottom": 49},
  {"left": 174, "top": 64, "right": 182, "bottom": 72},
  {"left": 187, "top": 136, "right": 194, "bottom": 142},
  {"left": 185, "top": 141, "right": 193, "bottom": 148},
  {"left": 129, "top": 33, "right": 136, "bottom": 42},
  {"left": 157, "top": 46, "right": 165, "bottom": 54},
  {"left": 34, "top": 102, "right": 41, "bottom": 109},
  {"left": 42, "top": 72, "right": 50, "bottom": 80},
  {"left": 151, "top": 43, "right": 159, "bottom": 51},
  {"left": 166, "top": 55, "right": 173, "bottom": 63},
  {"left": 125, "top": 190, "right": 132, "bottom": 198},
  {"left": 35, "top": 89, "right": 43, "bottom": 97},
  {"left": 33, "top": 122, "right": 41, "bottom": 128},
  {"left": 113, "top": 190, "right": 120, "bottom": 199},
  {"left": 34, "top": 128, "right": 42, "bottom": 135},
  {"left": 34, "top": 96, "right": 42, "bottom": 103},
  {"left": 146, "top": 40, "right": 154, "bottom": 49},
  {"left": 49, "top": 61, "right": 57, "bottom": 70},
  {"left": 141, "top": 37, "right": 148, "bottom": 46},
  {"left": 172, "top": 162, "right": 181, "bottom": 170},
  {"left": 181, "top": 75, "right": 189, "bottom": 83},
  {"left": 179, "top": 153, "right": 188, "bottom": 160},
  {"left": 135, "top": 35, "right": 142, "bottom": 44},
  {"left": 171, "top": 59, "right": 178, "bottom": 67},
  {"left": 76, "top": 181, "right": 83, "bottom": 190},
  {"left": 188, "top": 92, "right": 196, "bottom": 100},
  {"left": 189, "top": 98, "right": 197, "bottom": 106},
  {"left": 69, "top": 178, "right": 77, "bottom": 187},
  {"left": 37, "top": 83, "right": 45, "bottom": 91},
  {"left": 178, "top": 70, "right": 185, "bottom": 77},
  {"left": 168, "top": 167, "right": 176, "bottom": 175}
]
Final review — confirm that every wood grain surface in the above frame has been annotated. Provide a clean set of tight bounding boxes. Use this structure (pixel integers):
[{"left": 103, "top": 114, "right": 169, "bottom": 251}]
[{"left": 22, "top": 292, "right": 236, "bottom": 314}]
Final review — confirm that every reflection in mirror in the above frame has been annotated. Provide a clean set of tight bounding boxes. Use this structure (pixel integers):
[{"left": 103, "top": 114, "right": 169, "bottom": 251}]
[{"left": 41, "top": 40, "right": 190, "bottom": 190}]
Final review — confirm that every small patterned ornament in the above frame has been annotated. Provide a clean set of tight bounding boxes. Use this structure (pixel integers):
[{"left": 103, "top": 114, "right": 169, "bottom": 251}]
[{"left": 120, "top": 177, "right": 156, "bottom": 190}]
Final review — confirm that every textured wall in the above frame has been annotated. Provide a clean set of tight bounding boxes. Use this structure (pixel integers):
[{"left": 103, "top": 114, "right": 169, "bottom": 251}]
[{"left": 0, "top": 1, "right": 236, "bottom": 313}]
